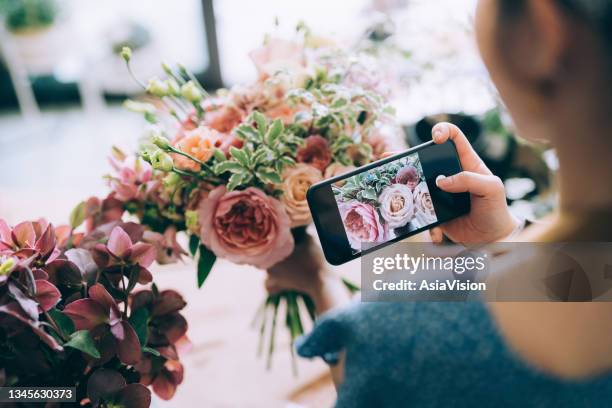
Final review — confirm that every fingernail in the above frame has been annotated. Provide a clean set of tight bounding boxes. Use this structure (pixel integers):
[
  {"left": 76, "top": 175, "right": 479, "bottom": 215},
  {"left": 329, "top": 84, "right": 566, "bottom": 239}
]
[
  {"left": 432, "top": 124, "right": 446, "bottom": 140},
  {"left": 435, "top": 175, "right": 447, "bottom": 187}
]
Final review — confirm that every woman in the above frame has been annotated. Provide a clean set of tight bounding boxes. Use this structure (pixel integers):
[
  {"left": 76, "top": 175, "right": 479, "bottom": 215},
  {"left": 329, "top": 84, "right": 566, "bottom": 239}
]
[{"left": 267, "top": 0, "right": 612, "bottom": 406}]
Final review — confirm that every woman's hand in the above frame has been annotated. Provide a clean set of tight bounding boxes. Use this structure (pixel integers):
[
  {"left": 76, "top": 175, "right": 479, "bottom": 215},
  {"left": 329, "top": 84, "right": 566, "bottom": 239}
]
[
  {"left": 430, "top": 122, "right": 520, "bottom": 243},
  {"left": 266, "top": 233, "right": 351, "bottom": 315}
]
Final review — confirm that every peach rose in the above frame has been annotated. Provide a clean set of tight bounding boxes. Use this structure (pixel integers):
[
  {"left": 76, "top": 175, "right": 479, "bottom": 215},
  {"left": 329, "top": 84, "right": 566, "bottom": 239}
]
[
  {"left": 339, "top": 200, "right": 389, "bottom": 251},
  {"left": 172, "top": 127, "right": 221, "bottom": 171},
  {"left": 324, "top": 163, "right": 355, "bottom": 179},
  {"left": 296, "top": 135, "right": 332, "bottom": 173},
  {"left": 378, "top": 184, "right": 414, "bottom": 228},
  {"left": 413, "top": 182, "right": 437, "bottom": 224},
  {"left": 203, "top": 100, "right": 245, "bottom": 134},
  {"left": 280, "top": 164, "right": 322, "bottom": 227},
  {"left": 199, "top": 186, "right": 294, "bottom": 269}
]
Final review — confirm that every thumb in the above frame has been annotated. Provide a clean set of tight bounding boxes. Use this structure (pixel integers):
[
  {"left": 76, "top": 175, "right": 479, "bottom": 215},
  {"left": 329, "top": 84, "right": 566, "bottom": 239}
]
[{"left": 435, "top": 171, "right": 504, "bottom": 198}]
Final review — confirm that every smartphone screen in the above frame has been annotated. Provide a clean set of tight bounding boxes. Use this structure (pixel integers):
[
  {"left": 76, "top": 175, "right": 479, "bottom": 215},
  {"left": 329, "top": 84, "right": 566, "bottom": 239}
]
[{"left": 307, "top": 141, "right": 470, "bottom": 265}]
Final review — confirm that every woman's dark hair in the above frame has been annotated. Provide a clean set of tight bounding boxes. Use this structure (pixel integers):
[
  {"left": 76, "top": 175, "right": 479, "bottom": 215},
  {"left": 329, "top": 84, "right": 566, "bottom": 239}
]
[{"left": 501, "top": 0, "right": 612, "bottom": 52}]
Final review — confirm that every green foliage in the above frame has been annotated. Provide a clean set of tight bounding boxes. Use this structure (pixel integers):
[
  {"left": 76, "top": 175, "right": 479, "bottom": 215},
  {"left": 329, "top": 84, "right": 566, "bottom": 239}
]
[
  {"left": 64, "top": 330, "right": 101, "bottom": 359},
  {"left": 197, "top": 245, "right": 216, "bottom": 288},
  {"left": 212, "top": 112, "right": 301, "bottom": 192}
]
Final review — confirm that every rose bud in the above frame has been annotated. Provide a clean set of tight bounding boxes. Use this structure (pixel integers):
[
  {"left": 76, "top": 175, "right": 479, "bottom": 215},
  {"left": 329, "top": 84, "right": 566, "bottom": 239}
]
[
  {"left": 120, "top": 46, "right": 132, "bottom": 62},
  {"left": 181, "top": 81, "right": 202, "bottom": 103},
  {"left": 151, "top": 133, "right": 171, "bottom": 150},
  {"left": 147, "top": 77, "right": 170, "bottom": 97},
  {"left": 151, "top": 150, "right": 174, "bottom": 172}
]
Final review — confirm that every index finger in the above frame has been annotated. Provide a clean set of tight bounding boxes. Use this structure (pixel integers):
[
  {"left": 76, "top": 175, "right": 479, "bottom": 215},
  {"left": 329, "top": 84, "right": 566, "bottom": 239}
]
[{"left": 431, "top": 122, "right": 491, "bottom": 175}]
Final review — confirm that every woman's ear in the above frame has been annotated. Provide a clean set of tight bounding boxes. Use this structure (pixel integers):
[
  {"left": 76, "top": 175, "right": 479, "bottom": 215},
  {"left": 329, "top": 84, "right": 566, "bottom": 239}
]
[{"left": 517, "top": 0, "right": 568, "bottom": 82}]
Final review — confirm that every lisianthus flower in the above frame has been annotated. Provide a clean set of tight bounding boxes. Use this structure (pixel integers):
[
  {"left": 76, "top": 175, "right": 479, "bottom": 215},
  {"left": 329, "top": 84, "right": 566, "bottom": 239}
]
[
  {"left": 280, "top": 164, "right": 323, "bottom": 227},
  {"left": 413, "top": 182, "right": 437, "bottom": 225},
  {"left": 394, "top": 164, "right": 421, "bottom": 190},
  {"left": 64, "top": 283, "right": 141, "bottom": 365},
  {"left": 108, "top": 153, "right": 157, "bottom": 202},
  {"left": 171, "top": 126, "right": 222, "bottom": 172},
  {"left": 249, "top": 38, "right": 305, "bottom": 80},
  {"left": 296, "top": 135, "right": 332, "bottom": 172},
  {"left": 199, "top": 186, "right": 294, "bottom": 269},
  {"left": 378, "top": 184, "right": 415, "bottom": 228},
  {"left": 339, "top": 200, "right": 389, "bottom": 251}
]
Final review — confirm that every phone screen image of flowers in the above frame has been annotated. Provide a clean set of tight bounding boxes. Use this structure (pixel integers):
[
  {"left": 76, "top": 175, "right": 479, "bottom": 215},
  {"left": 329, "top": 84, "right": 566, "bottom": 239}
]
[{"left": 332, "top": 153, "right": 438, "bottom": 253}]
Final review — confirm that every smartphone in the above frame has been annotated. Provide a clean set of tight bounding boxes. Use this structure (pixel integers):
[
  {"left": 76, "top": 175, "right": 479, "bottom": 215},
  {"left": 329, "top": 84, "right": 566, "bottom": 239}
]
[{"left": 307, "top": 140, "right": 470, "bottom": 265}]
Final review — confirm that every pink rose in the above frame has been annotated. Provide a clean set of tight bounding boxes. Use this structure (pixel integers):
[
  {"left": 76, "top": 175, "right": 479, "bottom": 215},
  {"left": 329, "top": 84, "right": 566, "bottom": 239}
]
[
  {"left": 296, "top": 135, "right": 332, "bottom": 172},
  {"left": 199, "top": 186, "right": 294, "bottom": 269},
  {"left": 339, "top": 200, "right": 389, "bottom": 251},
  {"left": 378, "top": 184, "right": 414, "bottom": 228},
  {"left": 395, "top": 165, "right": 420, "bottom": 190},
  {"left": 249, "top": 38, "right": 305, "bottom": 79}
]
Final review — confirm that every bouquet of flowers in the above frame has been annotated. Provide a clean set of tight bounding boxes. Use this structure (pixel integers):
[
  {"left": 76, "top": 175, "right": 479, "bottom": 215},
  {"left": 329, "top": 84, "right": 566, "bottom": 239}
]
[
  {"left": 0, "top": 212, "right": 189, "bottom": 406},
  {"left": 332, "top": 154, "right": 438, "bottom": 252},
  {"left": 110, "top": 27, "right": 402, "bottom": 367}
]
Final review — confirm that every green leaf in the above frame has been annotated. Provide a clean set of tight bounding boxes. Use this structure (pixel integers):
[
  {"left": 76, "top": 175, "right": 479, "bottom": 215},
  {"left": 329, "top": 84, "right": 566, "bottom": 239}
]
[
  {"left": 48, "top": 308, "right": 75, "bottom": 337},
  {"left": 213, "top": 148, "right": 227, "bottom": 162},
  {"left": 265, "top": 119, "right": 283, "bottom": 145},
  {"left": 236, "top": 125, "right": 261, "bottom": 143},
  {"left": 128, "top": 307, "right": 150, "bottom": 347},
  {"left": 65, "top": 330, "right": 101, "bottom": 358},
  {"left": 361, "top": 187, "right": 377, "bottom": 200},
  {"left": 69, "top": 201, "right": 86, "bottom": 229},
  {"left": 214, "top": 160, "right": 244, "bottom": 175},
  {"left": 229, "top": 147, "right": 250, "bottom": 168},
  {"left": 189, "top": 235, "right": 200, "bottom": 257},
  {"left": 197, "top": 245, "right": 216, "bottom": 288},
  {"left": 256, "top": 168, "right": 282, "bottom": 185},
  {"left": 253, "top": 111, "right": 268, "bottom": 137},
  {"left": 227, "top": 171, "right": 250, "bottom": 191}
]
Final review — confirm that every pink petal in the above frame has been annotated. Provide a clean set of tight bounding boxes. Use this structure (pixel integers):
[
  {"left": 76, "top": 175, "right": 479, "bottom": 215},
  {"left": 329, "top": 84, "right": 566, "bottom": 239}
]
[
  {"left": 35, "top": 280, "right": 61, "bottom": 312},
  {"left": 107, "top": 226, "right": 133, "bottom": 258},
  {"left": 0, "top": 219, "right": 13, "bottom": 248},
  {"left": 130, "top": 243, "right": 156, "bottom": 268},
  {"left": 12, "top": 222, "right": 36, "bottom": 248}
]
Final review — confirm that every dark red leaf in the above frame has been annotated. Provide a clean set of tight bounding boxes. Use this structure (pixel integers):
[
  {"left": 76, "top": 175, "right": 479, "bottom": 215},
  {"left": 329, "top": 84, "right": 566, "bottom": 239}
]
[
  {"left": 8, "top": 281, "right": 38, "bottom": 320},
  {"left": 115, "top": 383, "right": 151, "bottom": 408},
  {"left": 35, "top": 280, "right": 61, "bottom": 312},
  {"left": 114, "top": 321, "right": 141, "bottom": 366},
  {"left": 152, "top": 290, "right": 186, "bottom": 316},
  {"left": 63, "top": 299, "right": 108, "bottom": 330},
  {"left": 87, "top": 368, "right": 126, "bottom": 406},
  {"left": 0, "top": 303, "right": 62, "bottom": 351},
  {"left": 34, "top": 223, "right": 56, "bottom": 259}
]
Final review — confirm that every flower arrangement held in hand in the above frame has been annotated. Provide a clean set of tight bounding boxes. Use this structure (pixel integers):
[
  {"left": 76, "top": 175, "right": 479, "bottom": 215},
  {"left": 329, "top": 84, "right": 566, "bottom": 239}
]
[
  {"left": 333, "top": 153, "right": 438, "bottom": 252},
  {"left": 0, "top": 213, "right": 188, "bottom": 406},
  {"left": 109, "top": 26, "right": 402, "bottom": 369}
]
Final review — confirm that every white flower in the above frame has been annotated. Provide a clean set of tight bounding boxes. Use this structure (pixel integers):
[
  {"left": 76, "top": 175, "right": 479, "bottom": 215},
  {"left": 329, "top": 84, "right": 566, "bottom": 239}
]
[{"left": 378, "top": 184, "right": 414, "bottom": 228}]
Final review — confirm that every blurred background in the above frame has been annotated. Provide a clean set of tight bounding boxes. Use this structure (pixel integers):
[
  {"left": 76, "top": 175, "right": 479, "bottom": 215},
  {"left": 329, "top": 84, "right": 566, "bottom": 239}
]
[{"left": 0, "top": 0, "right": 557, "bottom": 406}]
